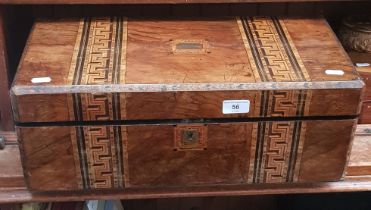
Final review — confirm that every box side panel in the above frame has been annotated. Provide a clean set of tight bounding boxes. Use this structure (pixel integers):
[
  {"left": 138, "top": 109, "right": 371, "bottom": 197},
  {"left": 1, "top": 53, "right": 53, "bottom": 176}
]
[
  {"left": 17, "top": 126, "right": 79, "bottom": 191},
  {"left": 298, "top": 119, "right": 356, "bottom": 182}
]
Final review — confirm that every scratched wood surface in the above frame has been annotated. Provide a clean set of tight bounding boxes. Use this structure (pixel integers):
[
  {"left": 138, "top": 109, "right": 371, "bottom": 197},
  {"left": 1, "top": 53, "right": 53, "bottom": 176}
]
[{"left": 0, "top": 124, "right": 370, "bottom": 203}]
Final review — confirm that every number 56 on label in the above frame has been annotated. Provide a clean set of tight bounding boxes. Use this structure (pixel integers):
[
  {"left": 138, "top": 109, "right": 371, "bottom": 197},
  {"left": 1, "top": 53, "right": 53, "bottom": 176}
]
[{"left": 222, "top": 100, "right": 250, "bottom": 114}]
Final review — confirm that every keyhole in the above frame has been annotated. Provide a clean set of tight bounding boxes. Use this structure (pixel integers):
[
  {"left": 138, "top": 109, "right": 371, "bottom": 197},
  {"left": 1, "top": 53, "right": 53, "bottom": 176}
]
[
  {"left": 175, "top": 126, "right": 205, "bottom": 150},
  {"left": 187, "top": 131, "right": 194, "bottom": 140},
  {"left": 182, "top": 129, "right": 199, "bottom": 145}
]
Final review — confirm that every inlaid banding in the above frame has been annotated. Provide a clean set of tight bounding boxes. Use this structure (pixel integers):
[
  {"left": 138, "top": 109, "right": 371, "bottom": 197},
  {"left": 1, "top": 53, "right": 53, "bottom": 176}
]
[
  {"left": 68, "top": 17, "right": 127, "bottom": 189},
  {"left": 248, "top": 90, "right": 311, "bottom": 183},
  {"left": 238, "top": 17, "right": 310, "bottom": 82}
]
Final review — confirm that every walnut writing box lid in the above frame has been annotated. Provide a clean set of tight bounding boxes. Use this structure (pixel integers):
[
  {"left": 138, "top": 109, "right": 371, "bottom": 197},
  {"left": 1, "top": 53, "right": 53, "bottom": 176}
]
[{"left": 11, "top": 17, "right": 364, "bottom": 123}]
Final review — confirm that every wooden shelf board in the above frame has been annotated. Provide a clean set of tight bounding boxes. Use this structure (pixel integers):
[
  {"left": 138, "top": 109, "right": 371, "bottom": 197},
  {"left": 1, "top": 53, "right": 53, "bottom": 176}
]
[
  {"left": 0, "top": 0, "right": 369, "bottom": 5},
  {"left": 2, "top": 178, "right": 371, "bottom": 204},
  {"left": 0, "top": 124, "right": 370, "bottom": 203}
]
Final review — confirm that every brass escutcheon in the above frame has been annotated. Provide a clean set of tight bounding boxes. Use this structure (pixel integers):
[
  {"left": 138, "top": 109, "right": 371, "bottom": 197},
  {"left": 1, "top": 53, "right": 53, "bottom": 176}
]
[
  {"left": 174, "top": 125, "right": 207, "bottom": 151},
  {"left": 182, "top": 129, "right": 199, "bottom": 146}
]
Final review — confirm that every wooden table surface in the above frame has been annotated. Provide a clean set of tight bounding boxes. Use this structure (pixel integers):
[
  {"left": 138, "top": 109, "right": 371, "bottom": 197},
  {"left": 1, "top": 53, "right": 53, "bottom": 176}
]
[{"left": 0, "top": 124, "right": 370, "bottom": 204}]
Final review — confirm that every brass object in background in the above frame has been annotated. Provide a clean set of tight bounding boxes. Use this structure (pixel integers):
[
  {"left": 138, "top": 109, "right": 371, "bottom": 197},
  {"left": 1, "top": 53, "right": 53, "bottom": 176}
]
[{"left": 339, "top": 15, "right": 371, "bottom": 53}]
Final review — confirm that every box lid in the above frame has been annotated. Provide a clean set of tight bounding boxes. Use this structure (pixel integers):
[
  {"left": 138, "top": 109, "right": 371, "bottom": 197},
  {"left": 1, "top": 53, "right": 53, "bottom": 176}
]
[{"left": 11, "top": 17, "right": 364, "bottom": 123}]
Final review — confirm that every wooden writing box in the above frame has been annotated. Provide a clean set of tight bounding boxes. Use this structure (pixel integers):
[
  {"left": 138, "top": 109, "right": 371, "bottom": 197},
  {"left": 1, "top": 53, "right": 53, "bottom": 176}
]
[{"left": 11, "top": 17, "right": 363, "bottom": 192}]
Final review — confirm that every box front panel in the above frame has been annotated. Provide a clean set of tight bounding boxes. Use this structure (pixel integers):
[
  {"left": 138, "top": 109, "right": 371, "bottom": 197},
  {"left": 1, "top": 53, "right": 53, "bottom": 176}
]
[
  {"left": 13, "top": 88, "right": 362, "bottom": 123},
  {"left": 126, "top": 123, "right": 252, "bottom": 187},
  {"left": 17, "top": 119, "right": 356, "bottom": 191}
]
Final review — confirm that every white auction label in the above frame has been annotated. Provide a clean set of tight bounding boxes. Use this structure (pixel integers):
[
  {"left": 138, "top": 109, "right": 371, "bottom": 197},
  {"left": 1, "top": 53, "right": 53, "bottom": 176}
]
[
  {"left": 222, "top": 100, "right": 250, "bottom": 114},
  {"left": 31, "top": 77, "right": 52, "bottom": 83},
  {"left": 356, "top": 63, "right": 370, "bottom": 67},
  {"left": 325, "top": 69, "right": 344, "bottom": 76}
]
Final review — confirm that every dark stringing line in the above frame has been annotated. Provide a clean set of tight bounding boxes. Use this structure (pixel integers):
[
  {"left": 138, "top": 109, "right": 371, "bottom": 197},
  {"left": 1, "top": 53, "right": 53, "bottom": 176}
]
[
  {"left": 286, "top": 90, "right": 307, "bottom": 181},
  {"left": 113, "top": 17, "right": 124, "bottom": 85},
  {"left": 272, "top": 18, "right": 306, "bottom": 81},
  {"left": 76, "top": 127, "right": 90, "bottom": 189},
  {"left": 255, "top": 90, "right": 270, "bottom": 183},
  {"left": 115, "top": 126, "right": 124, "bottom": 188},
  {"left": 75, "top": 92, "right": 90, "bottom": 188},
  {"left": 112, "top": 17, "right": 123, "bottom": 121},
  {"left": 253, "top": 90, "right": 268, "bottom": 183},
  {"left": 73, "top": 18, "right": 91, "bottom": 85},
  {"left": 240, "top": 17, "right": 268, "bottom": 82},
  {"left": 112, "top": 18, "right": 124, "bottom": 187}
]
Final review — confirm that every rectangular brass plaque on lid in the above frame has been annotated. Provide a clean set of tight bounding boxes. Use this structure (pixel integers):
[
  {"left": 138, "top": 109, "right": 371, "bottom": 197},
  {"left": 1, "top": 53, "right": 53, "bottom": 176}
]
[{"left": 171, "top": 39, "right": 209, "bottom": 54}]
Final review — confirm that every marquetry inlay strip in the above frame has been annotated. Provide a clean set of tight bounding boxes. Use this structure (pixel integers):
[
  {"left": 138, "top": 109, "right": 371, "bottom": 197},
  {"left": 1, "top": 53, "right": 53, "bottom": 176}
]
[
  {"left": 238, "top": 17, "right": 310, "bottom": 82},
  {"left": 67, "top": 17, "right": 128, "bottom": 189},
  {"left": 237, "top": 17, "right": 312, "bottom": 183},
  {"left": 68, "top": 17, "right": 127, "bottom": 85},
  {"left": 71, "top": 126, "right": 126, "bottom": 189},
  {"left": 248, "top": 90, "right": 312, "bottom": 183},
  {"left": 67, "top": 16, "right": 127, "bottom": 119}
]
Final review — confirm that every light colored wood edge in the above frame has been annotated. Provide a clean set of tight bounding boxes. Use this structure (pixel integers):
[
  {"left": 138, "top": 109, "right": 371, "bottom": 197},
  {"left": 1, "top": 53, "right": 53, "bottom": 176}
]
[{"left": 11, "top": 81, "right": 364, "bottom": 95}]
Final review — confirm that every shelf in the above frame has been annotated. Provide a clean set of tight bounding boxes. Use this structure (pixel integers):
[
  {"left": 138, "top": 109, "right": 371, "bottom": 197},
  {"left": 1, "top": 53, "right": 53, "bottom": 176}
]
[
  {"left": 0, "top": 124, "right": 370, "bottom": 204},
  {"left": 0, "top": 0, "right": 369, "bottom": 5}
]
